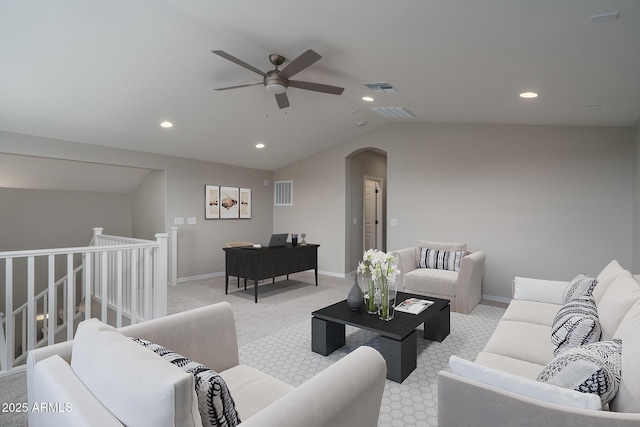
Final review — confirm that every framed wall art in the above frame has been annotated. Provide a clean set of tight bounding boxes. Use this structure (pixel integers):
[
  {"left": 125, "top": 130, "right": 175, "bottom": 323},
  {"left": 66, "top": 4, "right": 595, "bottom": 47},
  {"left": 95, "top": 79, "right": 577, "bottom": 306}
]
[
  {"left": 204, "top": 185, "right": 219, "bottom": 219},
  {"left": 239, "top": 188, "right": 252, "bottom": 219},
  {"left": 220, "top": 186, "right": 239, "bottom": 219}
]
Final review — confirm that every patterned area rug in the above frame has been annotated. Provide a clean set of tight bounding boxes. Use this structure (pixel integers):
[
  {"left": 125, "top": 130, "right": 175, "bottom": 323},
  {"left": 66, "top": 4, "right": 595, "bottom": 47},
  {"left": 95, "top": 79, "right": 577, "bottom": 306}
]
[{"left": 239, "top": 304, "right": 505, "bottom": 426}]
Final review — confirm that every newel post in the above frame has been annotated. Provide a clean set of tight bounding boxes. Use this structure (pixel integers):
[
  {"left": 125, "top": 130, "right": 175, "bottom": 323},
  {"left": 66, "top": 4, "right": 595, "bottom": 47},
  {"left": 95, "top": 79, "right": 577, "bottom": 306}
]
[{"left": 154, "top": 233, "right": 169, "bottom": 318}]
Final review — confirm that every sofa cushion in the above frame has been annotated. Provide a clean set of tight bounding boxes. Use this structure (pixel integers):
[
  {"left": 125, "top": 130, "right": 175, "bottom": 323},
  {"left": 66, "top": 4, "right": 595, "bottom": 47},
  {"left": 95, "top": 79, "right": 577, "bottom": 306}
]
[
  {"left": 483, "top": 320, "right": 555, "bottom": 366},
  {"left": 597, "top": 273, "right": 640, "bottom": 340},
  {"left": 403, "top": 268, "right": 458, "bottom": 297},
  {"left": 593, "top": 260, "right": 627, "bottom": 305},
  {"left": 610, "top": 299, "right": 640, "bottom": 413},
  {"left": 536, "top": 339, "right": 622, "bottom": 407},
  {"left": 551, "top": 295, "right": 601, "bottom": 356},
  {"left": 449, "top": 356, "right": 601, "bottom": 410},
  {"left": 417, "top": 247, "right": 464, "bottom": 272},
  {"left": 501, "top": 300, "right": 561, "bottom": 327},
  {"left": 513, "top": 277, "right": 569, "bottom": 305},
  {"left": 219, "top": 364, "right": 293, "bottom": 421},
  {"left": 562, "top": 274, "right": 597, "bottom": 304},
  {"left": 132, "top": 338, "right": 240, "bottom": 427},
  {"left": 71, "top": 318, "right": 202, "bottom": 427},
  {"left": 474, "top": 352, "right": 546, "bottom": 380}
]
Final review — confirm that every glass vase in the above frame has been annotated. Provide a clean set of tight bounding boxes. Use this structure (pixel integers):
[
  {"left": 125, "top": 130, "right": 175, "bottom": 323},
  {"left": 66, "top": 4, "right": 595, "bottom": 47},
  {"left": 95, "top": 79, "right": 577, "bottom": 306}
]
[
  {"left": 363, "top": 273, "right": 378, "bottom": 314},
  {"left": 378, "top": 276, "right": 397, "bottom": 321}
]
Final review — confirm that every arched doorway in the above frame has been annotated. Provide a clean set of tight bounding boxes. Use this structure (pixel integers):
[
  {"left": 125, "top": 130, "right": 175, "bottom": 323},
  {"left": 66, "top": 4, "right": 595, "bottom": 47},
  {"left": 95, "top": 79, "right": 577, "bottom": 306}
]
[{"left": 345, "top": 148, "right": 388, "bottom": 273}]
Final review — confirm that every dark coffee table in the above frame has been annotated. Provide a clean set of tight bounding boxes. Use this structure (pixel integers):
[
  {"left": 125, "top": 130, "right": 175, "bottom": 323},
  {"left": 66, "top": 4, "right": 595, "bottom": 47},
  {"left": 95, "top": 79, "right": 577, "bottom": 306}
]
[{"left": 311, "top": 291, "right": 450, "bottom": 383}]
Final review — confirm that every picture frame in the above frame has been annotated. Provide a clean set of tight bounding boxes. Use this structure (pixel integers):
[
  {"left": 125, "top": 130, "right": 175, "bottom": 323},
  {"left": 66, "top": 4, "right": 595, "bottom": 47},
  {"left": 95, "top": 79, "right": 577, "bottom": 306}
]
[
  {"left": 220, "top": 186, "right": 239, "bottom": 219},
  {"left": 239, "top": 188, "right": 252, "bottom": 219},
  {"left": 204, "top": 185, "right": 219, "bottom": 219}
]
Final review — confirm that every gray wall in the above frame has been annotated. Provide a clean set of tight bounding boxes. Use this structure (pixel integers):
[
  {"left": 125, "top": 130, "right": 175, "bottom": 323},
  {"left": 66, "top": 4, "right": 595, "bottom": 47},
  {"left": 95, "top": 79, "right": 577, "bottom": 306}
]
[
  {"left": 634, "top": 119, "right": 640, "bottom": 273},
  {"left": 0, "top": 187, "right": 133, "bottom": 309},
  {"left": 132, "top": 170, "right": 166, "bottom": 240},
  {"left": 275, "top": 123, "right": 634, "bottom": 301},
  {"left": 1, "top": 131, "right": 274, "bottom": 280}
]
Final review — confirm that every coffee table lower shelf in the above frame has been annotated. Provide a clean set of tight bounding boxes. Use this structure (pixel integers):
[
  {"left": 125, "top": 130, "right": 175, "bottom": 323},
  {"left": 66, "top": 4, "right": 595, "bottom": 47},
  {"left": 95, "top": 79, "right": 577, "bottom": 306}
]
[{"left": 311, "top": 293, "right": 450, "bottom": 383}]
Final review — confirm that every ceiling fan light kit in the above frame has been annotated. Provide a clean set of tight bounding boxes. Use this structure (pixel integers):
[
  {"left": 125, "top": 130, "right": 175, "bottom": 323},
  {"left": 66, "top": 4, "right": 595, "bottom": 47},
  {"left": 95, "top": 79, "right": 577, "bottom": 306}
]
[{"left": 212, "top": 49, "right": 344, "bottom": 109}]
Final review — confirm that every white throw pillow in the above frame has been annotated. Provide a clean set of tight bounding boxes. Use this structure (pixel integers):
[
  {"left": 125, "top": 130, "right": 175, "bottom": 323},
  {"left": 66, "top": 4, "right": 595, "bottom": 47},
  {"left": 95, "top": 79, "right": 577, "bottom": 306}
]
[
  {"left": 513, "top": 277, "right": 569, "bottom": 305},
  {"left": 71, "top": 319, "right": 202, "bottom": 427},
  {"left": 611, "top": 299, "right": 640, "bottom": 412},
  {"left": 597, "top": 273, "right": 640, "bottom": 340},
  {"left": 448, "top": 356, "right": 601, "bottom": 410}
]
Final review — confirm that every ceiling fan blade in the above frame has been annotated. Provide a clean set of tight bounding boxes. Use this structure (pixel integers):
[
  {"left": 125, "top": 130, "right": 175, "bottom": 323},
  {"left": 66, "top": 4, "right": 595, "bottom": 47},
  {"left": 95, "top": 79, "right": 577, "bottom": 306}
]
[
  {"left": 214, "top": 82, "right": 263, "bottom": 91},
  {"left": 212, "top": 50, "right": 267, "bottom": 77},
  {"left": 275, "top": 92, "right": 290, "bottom": 109},
  {"left": 288, "top": 80, "right": 344, "bottom": 95},
  {"left": 279, "top": 49, "right": 321, "bottom": 79}
]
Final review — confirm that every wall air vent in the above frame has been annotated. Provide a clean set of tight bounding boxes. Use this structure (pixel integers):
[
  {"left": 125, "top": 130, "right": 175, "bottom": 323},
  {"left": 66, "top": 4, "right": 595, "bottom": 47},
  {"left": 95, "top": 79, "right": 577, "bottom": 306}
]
[
  {"left": 274, "top": 180, "right": 293, "bottom": 206},
  {"left": 372, "top": 106, "right": 416, "bottom": 119},
  {"left": 363, "top": 82, "right": 399, "bottom": 94}
]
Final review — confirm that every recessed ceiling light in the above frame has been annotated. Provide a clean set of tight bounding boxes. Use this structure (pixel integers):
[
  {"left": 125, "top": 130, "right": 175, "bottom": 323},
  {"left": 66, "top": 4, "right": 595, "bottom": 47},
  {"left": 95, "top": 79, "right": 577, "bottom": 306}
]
[
  {"left": 519, "top": 92, "right": 539, "bottom": 99},
  {"left": 362, "top": 96, "right": 374, "bottom": 102},
  {"left": 255, "top": 143, "right": 265, "bottom": 149},
  {"left": 160, "top": 121, "right": 173, "bottom": 128}
]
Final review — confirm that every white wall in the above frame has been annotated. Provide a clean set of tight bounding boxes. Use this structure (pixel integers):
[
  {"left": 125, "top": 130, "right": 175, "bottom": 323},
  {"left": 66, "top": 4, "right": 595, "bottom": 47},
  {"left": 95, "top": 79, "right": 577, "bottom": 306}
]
[
  {"left": 634, "top": 118, "right": 640, "bottom": 272},
  {"left": 275, "top": 123, "right": 634, "bottom": 300},
  {"left": 133, "top": 170, "right": 166, "bottom": 240}
]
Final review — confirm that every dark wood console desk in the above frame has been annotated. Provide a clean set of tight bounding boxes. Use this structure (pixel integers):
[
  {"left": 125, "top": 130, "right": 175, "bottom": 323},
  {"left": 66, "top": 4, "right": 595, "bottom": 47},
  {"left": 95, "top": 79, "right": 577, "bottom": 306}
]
[{"left": 223, "top": 244, "right": 319, "bottom": 303}]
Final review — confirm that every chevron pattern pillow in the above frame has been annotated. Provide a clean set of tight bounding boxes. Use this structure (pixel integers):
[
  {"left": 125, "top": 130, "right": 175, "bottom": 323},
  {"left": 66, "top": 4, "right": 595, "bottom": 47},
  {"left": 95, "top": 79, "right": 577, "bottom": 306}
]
[
  {"left": 562, "top": 274, "right": 598, "bottom": 304},
  {"left": 537, "top": 339, "right": 622, "bottom": 407},
  {"left": 551, "top": 295, "right": 601, "bottom": 356},
  {"left": 132, "top": 338, "right": 240, "bottom": 427}
]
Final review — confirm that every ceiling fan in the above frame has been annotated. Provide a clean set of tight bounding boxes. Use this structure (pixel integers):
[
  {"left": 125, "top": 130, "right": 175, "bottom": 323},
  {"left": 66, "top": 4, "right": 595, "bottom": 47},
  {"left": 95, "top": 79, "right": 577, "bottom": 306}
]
[{"left": 212, "top": 49, "right": 344, "bottom": 109}]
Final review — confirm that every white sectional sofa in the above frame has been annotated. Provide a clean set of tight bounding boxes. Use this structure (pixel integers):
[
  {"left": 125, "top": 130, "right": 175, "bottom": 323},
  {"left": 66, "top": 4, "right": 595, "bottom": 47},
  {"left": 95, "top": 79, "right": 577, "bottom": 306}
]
[
  {"left": 438, "top": 260, "right": 640, "bottom": 427},
  {"left": 27, "top": 302, "right": 387, "bottom": 427}
]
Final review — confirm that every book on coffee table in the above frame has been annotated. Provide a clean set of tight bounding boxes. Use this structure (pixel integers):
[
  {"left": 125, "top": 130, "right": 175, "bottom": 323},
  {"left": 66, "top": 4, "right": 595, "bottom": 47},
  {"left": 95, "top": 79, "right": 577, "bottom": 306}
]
[{"left": 395, "top": 298, "right": 434, "bottom": 314}]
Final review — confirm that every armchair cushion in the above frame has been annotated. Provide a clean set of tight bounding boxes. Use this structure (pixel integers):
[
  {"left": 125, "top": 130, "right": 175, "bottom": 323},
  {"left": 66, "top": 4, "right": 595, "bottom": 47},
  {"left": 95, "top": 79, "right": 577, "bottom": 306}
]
[
  {"left": 404, "top": 268, "right": 458, "bottom": 297},
  {"left": 417, "top": 247, "right": 464, "bottom": 272}
]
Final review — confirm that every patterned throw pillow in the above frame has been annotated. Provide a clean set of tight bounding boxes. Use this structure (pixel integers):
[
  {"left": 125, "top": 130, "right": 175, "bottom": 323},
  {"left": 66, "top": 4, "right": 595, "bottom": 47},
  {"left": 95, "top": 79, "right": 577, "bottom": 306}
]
[
  {"left": 417, "top": 247, "right": 464, "bottom": 272},
  {"left": 551, "top": 295, "right": 601, "bottom": 355},
  {"left": 562, "top": 274, "right": 598, "bottom": 304},
  {"left": 132, "top": 338, "right": 240, "bottom": 427},
  {"left": 536, "top": 339, "right": 622, "bottom": 407}
]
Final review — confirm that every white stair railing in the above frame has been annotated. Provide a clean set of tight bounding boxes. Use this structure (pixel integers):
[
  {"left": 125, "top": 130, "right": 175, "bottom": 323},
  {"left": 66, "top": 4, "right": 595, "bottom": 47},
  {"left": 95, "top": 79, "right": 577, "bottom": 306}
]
[{"left": 0, "top": 229, "right": 169, "bottom": 372}]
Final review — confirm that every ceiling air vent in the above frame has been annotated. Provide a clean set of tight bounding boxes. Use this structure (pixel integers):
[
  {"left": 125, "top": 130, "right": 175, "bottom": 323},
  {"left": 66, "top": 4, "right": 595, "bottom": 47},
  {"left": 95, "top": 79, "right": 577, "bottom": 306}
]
[
  {"left": 363, "top": 82, "right": 399, "bottom": 94},
  {"left": 372, "top": 106, "right": 416, "bottom": 119},
  {"left": 274, "top": 180, "right": 293, "bottom": 206}
]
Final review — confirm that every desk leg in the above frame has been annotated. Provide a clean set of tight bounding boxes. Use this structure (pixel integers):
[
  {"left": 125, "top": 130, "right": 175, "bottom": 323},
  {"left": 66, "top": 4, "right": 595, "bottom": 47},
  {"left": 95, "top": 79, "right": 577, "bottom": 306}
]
[
  {"left": 254, "top": 279, "right": 259, "bottom": 303},
  {"left": 225, "top": 274, "right": 229, "bottom": 294},
  {"left": 315, "top": 268, "right": 318, "bottom": 286}
]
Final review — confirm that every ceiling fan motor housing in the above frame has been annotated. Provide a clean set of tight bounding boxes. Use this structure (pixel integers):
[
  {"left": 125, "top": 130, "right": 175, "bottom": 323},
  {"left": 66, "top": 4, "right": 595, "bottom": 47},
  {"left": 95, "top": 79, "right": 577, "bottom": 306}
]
[{"left": 264, "top": 70, "right": 288, "bottom": 94}]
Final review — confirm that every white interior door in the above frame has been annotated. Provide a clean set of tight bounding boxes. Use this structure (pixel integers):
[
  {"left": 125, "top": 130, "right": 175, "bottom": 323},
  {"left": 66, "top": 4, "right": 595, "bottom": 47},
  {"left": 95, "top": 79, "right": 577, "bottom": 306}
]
[{"left": 364, "top": 178, "right": 383, "bottom": 251}]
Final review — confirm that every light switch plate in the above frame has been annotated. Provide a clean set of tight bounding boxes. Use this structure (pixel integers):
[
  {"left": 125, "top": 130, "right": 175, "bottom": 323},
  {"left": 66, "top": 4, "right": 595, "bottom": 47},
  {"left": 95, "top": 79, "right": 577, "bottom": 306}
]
[
  {"left": 187, "top": 217, "right": 197, "bottom": 225},
  {"left": 390, "top": 218, "right": 398, "bottom": 227},
  {"left": 174, "top": 217, "right": 184, "bottom": 225}
]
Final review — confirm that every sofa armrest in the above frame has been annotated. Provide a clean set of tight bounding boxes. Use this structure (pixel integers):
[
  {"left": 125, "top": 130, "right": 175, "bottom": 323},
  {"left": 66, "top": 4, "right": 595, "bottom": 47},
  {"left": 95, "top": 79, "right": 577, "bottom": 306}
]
[
  {"left": 119, "top": 302, "right": 240, "bottom": 373},
  {"left": 239, "top": 346, "right": 386, "bottom": 427},
  {"left": 455, "top": 251, "right": 485, "bottom": 314},
  {"left": 390, "top": 247, "right": 418, "bottom": 292},
  {"left": 438, "top": 370, "right": 640, "bottom": 427}
]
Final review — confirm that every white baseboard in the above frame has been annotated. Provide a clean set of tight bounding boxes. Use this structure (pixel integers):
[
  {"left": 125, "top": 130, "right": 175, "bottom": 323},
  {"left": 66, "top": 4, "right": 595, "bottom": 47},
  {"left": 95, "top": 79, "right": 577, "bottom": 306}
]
[{"left": 481, "top": 294, "right": 512, "bottom": 304}]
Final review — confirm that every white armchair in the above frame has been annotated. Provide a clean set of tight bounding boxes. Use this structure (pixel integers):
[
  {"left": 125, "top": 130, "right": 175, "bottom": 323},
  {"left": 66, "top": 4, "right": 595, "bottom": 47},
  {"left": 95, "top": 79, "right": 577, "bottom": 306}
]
[{"left": 391, "top": 243, "right": 485, "bottom": 314}]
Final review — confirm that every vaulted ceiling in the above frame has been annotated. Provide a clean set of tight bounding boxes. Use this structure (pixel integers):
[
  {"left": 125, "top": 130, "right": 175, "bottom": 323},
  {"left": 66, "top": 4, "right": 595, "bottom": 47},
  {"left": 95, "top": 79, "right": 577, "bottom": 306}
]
[{"left": 1, "top": 0, "right": 639, "bottom": 171}]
